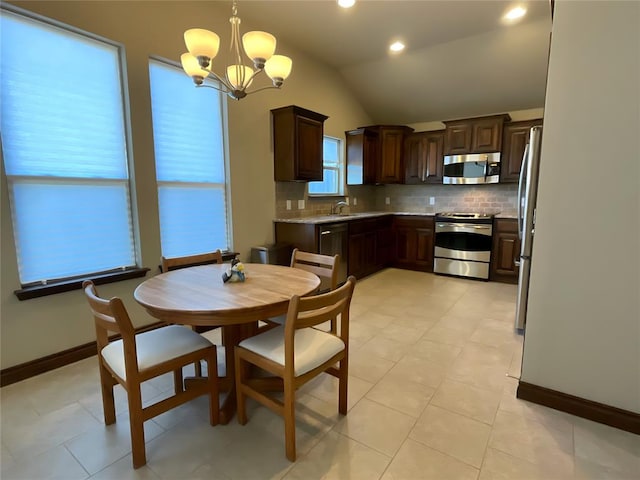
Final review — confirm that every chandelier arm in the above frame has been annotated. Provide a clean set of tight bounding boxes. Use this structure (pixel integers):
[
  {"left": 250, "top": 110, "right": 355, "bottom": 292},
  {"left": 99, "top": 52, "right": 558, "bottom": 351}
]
[
  {"left": 202, "top": 70, "right": 234, "bottom": 93},
  {"left": 245, "top": 68, "right": 264, "bottom": 84},
  {"left": 197, "top": 83, "right": 226, "bottom": 92},
  {"left": 244, "top": 84, "right": 282, "bottom": 95}
]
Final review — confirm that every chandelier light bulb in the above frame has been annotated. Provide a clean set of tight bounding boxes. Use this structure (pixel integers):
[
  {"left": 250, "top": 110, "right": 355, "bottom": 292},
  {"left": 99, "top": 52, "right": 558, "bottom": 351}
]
[
  {"left": 242, "top": 31, "right": 276, "bottom": 68},
  {"left": 265, "top": 55, "right": 293, "bottom": 85},
  {"left": 184, "top": 29, "right": 220, "bottom": 65},
  {"left": 180, "top": 53, "right": 209, "bottom": 82},
  {"left": 226, "top": 65, "right": 255, "bottom": 90}
]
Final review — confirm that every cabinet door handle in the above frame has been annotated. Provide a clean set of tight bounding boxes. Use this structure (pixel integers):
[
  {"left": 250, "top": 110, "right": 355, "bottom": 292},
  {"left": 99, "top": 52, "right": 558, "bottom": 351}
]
[{"left": 514, "top": 260, "right": 521, "bottom": 267}]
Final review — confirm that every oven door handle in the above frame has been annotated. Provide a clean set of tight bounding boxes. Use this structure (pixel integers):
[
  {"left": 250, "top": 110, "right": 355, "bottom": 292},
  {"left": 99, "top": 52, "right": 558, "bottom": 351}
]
[{"left": 436, "top": 223, "right": 492, "bottom": 235}]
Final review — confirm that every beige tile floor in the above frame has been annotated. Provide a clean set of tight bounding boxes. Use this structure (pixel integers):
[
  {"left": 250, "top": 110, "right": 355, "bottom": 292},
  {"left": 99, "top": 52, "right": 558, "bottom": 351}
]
[{"left": 2, "top": 268, "right": 639, "bottom": 479}]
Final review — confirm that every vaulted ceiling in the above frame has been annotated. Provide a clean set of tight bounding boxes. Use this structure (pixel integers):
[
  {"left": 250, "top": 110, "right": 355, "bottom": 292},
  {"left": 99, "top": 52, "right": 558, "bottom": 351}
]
[{"left": 239, "top": 0, "right": 552, "bottom": 124}]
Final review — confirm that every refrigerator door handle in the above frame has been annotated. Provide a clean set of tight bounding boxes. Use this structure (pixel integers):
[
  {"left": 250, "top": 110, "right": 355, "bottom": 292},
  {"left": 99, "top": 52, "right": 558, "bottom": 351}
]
[{"left": 517, "top": 144, "right": 529, "bottom": 240}]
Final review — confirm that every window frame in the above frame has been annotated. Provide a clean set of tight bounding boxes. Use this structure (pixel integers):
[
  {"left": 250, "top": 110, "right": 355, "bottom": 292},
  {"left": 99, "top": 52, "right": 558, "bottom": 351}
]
[
  {"left": 308, "top": 135, "right": 345, "bottom": 197},
  {"left": 148, "top": 56, "right": 233, "bottom": 258},
  {"left": 1, "top": 4, "right": 146, "bottom": 300}
]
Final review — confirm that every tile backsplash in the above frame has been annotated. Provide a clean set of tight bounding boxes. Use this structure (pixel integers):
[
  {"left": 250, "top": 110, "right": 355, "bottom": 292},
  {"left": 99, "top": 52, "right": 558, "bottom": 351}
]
[
  {"left": 377, "top": 183, "right": 518, "bottom": 216},
  {"left": 275, "top": 182, "right": 518, "bottom": 218},
  {"left": 275, "top": 183, "right": 377, "bottom": 218}
]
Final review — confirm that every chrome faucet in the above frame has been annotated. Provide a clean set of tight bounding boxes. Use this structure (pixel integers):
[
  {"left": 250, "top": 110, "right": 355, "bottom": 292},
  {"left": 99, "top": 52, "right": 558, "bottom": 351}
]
[{"left": 331, "top": 201, "right": 348, "bottom": 215}]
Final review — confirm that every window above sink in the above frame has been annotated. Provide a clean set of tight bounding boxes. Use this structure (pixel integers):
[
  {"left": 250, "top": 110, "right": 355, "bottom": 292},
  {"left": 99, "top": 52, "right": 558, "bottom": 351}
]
[{"left": 308, "top": 136, "right": 344, "bottom": 196}]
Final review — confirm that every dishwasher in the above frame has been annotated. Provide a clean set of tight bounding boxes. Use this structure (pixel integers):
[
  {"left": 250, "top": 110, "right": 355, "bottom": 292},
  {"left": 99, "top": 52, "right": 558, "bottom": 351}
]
[{"left": 318, "top": 223, "right": 348, "bottom": 289}]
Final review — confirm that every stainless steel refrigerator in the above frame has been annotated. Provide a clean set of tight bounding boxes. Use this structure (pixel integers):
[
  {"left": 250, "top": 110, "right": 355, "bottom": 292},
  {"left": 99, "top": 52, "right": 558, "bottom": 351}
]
[{"left": 515, "top": 126, "right": 543, "bottom": 330}]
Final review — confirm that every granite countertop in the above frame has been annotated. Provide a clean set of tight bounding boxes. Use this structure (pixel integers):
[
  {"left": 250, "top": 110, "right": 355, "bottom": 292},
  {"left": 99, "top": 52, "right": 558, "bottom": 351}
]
[{"left": 274, "top": 211, "right": 435, "bottom": 224}]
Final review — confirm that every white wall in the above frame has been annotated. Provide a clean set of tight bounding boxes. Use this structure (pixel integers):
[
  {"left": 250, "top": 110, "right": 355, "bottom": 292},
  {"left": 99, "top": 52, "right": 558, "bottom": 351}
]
[
  {"left": 520, "top": 1, "right": 640, "bottom": 413},
  {"left": 0, "top": 1, "right": 371, "bottom": 368}
]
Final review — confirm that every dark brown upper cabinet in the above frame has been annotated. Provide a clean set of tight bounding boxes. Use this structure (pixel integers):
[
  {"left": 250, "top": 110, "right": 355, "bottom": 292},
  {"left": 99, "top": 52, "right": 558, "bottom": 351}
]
[
  {"left": 375, "top": 126, "right": 413, "bottom": 184},
  {"left": 346, "top": 128, "right": 378, "bottom": 185},
  {"left": 443, "top": 114, "right": 511, "bottom": 155},
  {"left": 346, "top": 125, "right": 413, "bottom": 184},
  {"left": 272, "top": 105, "right": 328, "bottom": 182},
  {"left": 404, "top": 130, "right": 445, "bottom": 184},
  {"left": 500, "top": 119, "right": 543, "bottom": 183}
]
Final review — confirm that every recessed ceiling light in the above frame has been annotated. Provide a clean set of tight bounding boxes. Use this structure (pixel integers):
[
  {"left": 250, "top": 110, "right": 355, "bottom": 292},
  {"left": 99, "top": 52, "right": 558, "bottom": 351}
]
[
  {"left": 337, "top": 0, "right": 356, "bottom": 8},
  {"left": 389, "top": 41, "right": 405, "bottom": 53},
  {"left": 504, "top": 6, "right": 527, "bottom": 21}
]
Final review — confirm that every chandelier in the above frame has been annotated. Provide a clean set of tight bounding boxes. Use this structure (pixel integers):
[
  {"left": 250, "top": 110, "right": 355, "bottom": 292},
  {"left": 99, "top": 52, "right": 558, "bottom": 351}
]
[{"left": 180, "top": 0, "right": 293, "bottom": 100}]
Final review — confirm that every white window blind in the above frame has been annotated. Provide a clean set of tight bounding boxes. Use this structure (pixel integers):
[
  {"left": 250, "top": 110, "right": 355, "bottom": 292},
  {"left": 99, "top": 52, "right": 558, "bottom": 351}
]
[
  {"left": 308, "top": 136, "right": 344, "bottom": 196},
  {"left": 149, "top": 59, "right": 230, "bottom": 258},
  {"left": 0, "top": 9, "right": 137, "bottom": 285}
]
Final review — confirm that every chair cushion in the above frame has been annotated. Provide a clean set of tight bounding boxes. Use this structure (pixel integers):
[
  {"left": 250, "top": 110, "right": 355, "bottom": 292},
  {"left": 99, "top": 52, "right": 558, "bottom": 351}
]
[
  {"left": 238, "top": 326, "right": 345, "bottom": 376},
  {"left": 101, "top": 325, "right": 213, "bottom": 380}
]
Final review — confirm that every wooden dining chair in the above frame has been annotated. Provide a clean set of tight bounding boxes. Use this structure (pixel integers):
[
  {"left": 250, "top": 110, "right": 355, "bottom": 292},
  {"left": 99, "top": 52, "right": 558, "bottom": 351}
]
[
  {"left": 82, "top": 280, "right": 219, "bottom": 469},
  {"left": 235, "top": 275, "right": 356, "bottom": 461},
  {"left": 265, "top": 248, "right": 340, "bottom": 333},
  {"left": 161, "top": 249, "right": 223, "bottom": 273}
]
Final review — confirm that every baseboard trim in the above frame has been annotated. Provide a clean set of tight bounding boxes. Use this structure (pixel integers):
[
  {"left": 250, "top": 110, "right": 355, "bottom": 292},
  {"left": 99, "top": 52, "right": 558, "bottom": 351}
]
[
  {"left": 517, "top": 381, "right": 640, "bottom": 434},
  {"left": 0, "top": 321, "right": 166, "bottom": 387}
]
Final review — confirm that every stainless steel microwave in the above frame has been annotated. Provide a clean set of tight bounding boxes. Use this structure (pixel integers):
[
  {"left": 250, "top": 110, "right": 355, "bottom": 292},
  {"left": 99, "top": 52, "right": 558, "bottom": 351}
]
[{"left": 442, "top": 153, "right": 501, "bottom": 184}]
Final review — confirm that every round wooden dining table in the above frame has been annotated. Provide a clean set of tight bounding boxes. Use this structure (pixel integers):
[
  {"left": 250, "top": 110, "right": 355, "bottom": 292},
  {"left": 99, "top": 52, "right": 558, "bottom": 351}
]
[{"left": 134, "top": 263, "right": 320, "bottom": 423}]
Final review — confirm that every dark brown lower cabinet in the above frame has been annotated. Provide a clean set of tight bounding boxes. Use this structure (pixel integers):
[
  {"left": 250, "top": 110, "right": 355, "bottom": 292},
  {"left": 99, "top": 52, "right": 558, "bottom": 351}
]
[
  {"left": 348, "top": 219, "right": 378, "bottom": 279},
  {"left": 393, "top": 216, "right": 434, "bottom": 272},
  {"left": 376, "top": 216, "right": 394, "bottom": 269},
  {"left": 276, "top": 214, "right": 436, "bottom": 280},
  {"left": 490, "top": 218, "right": 520, "bottom": 284}
]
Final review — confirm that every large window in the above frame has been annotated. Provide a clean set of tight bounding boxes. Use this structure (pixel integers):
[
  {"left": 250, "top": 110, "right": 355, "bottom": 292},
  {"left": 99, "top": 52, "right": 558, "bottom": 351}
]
[
  {"left": 0, "top": 8, "right": 137, "bottom": 286},
  {"left": 148, "top": 59, "right": 230, "bottom": 258},
  {"left": 308, "top": 136, "right": 344, "bottom": 196}
]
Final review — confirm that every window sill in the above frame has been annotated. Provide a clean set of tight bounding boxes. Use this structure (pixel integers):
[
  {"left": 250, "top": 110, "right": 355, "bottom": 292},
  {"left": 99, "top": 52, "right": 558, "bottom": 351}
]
[
  {"left": 308, "top": 194, "right": 346, "bottom": 199},
  {"left": 14, "top": 267, "right": 150, "bottom": 301}
]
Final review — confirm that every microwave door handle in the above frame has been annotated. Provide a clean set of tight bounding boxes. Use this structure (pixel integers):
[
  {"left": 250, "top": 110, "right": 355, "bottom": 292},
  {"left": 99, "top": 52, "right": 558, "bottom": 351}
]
[{"left": 517, "top": 144, "right": 530, "bottom": 240}]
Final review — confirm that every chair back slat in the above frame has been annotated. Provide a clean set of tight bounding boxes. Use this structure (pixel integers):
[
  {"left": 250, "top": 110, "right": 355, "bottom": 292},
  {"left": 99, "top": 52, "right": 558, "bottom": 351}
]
[
  {"left": 161, "top": 250, "right": 223, "bottom": 273},
  {"left": 290, "top": 248, "right": 339, "bottom": 293},
  {"left": 294, "top": 298, "right": 350, "bottom": 329},
  {"left": 284, "top": 276, "right": 356, "bottom": 338}
]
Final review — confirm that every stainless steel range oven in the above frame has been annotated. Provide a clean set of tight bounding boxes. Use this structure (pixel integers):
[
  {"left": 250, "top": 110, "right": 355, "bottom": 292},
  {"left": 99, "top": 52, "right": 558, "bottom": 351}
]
[{"left": 434, "top": 213, "right": 494, "bottom": 280}]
